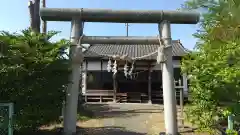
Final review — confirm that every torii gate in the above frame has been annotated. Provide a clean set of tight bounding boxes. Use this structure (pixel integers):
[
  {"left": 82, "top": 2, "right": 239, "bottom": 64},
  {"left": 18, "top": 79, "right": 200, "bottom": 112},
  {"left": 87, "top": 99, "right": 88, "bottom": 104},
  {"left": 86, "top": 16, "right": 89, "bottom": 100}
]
[{"left": 40, "top": 8, "right": 199, "bottom": 135}]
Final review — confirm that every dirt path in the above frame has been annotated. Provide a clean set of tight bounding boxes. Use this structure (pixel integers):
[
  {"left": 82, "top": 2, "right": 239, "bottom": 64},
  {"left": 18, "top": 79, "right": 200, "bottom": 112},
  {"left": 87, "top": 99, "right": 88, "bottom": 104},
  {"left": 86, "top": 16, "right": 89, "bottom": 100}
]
[{"left": 76, "top": 103, "right": 207, "bottom": 135}]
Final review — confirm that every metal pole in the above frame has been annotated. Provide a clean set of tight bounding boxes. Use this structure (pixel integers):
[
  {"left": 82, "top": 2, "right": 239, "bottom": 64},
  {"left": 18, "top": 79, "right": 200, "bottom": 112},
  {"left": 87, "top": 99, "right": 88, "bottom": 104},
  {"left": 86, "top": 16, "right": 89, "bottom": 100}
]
[
  {"left": 63, "top": 18, "right": 83, "bottom": 135},
  {"left": 228, "top": 114, "right": 234, "bottom": 130},
  {"left": 113, "top": 74, "right": 117, "bottom": 103},
  {"left": 148, "top": 68, "right": 152, "bottom": 104},
  {"left": 179, "top": 79, "right": 184, "bottom": 127},
  {"left": 125, "top": 23, "right": 129, "bottom": 37},
  {"left": 40, "top": 8, "right": 200, "bottom": 24},
  {"left": 160, "top": 21, "right": 178, "bottom": 134}
]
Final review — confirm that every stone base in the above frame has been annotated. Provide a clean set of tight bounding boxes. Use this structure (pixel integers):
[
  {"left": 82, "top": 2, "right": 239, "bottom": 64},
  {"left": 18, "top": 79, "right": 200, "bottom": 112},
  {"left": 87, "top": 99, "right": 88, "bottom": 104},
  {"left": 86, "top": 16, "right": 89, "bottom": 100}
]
[{"left": 148, "top": 100, "right": 152, "bottom": 104}]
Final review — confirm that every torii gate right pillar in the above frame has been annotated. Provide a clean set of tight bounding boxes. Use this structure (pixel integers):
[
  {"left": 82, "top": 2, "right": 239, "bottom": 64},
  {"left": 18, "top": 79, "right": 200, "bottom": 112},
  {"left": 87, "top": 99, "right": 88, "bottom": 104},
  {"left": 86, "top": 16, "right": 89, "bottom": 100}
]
[{"left": 160, "top": 21, "right": 178, "bottom": 134}]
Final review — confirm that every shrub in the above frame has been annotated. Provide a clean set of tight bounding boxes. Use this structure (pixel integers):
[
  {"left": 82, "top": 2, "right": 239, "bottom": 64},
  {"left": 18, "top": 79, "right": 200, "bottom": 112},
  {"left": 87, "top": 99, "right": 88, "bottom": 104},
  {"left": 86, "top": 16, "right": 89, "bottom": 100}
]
[{"left": 0, "top": 29, "right": 70, "bottom": 131}]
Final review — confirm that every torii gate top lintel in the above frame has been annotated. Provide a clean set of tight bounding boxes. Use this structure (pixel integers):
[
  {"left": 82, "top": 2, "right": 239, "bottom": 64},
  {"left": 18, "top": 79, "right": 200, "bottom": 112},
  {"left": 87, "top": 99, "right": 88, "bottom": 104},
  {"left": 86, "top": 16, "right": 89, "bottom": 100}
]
[{"left": 40, "top": 8, "right": 200, "bottom": 24}]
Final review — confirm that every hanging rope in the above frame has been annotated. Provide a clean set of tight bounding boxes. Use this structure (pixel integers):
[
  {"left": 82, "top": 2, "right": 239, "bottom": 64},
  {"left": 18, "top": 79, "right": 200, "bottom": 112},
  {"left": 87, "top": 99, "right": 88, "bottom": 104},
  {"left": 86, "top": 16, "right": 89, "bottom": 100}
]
[
  {"left": 72, "top": 35, "right": 84, "bottom": 63},
  {"left": 71, "top": 36, "right": 84, "bottom": 64},
  {"left": 156, "top": 35, "right": 167, "bottom": 64},
  {"left": 70, "top": 8, "right": 85, "bottom": 64}
]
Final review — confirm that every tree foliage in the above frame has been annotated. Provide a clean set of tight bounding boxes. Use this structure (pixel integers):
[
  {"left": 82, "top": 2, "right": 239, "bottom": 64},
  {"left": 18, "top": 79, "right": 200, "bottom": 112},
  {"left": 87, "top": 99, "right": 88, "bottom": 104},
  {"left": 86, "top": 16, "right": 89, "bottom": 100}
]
[
  {"left": 0, "top": 29, "right": 71, "bottom": 131},
  {"left": 181, "top": 0, "right": 240, "bottom": 133}
]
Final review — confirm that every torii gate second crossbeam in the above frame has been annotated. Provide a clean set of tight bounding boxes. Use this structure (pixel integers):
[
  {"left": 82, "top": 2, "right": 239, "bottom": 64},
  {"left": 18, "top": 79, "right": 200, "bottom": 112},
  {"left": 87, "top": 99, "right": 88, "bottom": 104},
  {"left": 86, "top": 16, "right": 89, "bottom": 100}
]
[{"left": 40, "top": 8, "right": 200, "bottom": 135}]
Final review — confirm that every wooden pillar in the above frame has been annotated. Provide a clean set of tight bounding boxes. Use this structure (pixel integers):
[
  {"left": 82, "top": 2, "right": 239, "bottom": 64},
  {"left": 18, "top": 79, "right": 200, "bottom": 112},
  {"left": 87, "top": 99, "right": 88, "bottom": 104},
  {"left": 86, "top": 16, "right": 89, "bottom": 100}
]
[
  {"left": 113, "top": 74, "right": 117, "bottom": 103},
  {"left": 148, "top": 64, "right": 152, "bottom": 104},
  {"left": 41, "top": 0, "right": 47, "bottom": 34},
  {"left": 112, "top": 61, "right": 119, "bottom": 103},
  {"left": 100, "top": 60, "right": 103, "bottom": 86},
  {"left": 100, "top": 60, "right": 102, "bottom": 80}
]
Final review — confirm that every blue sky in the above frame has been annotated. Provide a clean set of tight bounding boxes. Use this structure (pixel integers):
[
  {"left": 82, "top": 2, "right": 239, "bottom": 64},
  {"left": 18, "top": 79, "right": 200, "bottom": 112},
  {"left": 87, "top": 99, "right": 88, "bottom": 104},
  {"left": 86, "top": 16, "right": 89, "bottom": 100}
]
[{"left": 0, "top": 0, "right": 199, "bottom": 49}]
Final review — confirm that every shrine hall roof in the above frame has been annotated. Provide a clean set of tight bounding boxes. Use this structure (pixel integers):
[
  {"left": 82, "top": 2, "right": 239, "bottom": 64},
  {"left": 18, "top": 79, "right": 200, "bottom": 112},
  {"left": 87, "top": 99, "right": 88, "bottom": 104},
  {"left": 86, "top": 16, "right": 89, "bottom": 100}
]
[{"left": 83, "top": 40, "right": 189, "bottom": 60}]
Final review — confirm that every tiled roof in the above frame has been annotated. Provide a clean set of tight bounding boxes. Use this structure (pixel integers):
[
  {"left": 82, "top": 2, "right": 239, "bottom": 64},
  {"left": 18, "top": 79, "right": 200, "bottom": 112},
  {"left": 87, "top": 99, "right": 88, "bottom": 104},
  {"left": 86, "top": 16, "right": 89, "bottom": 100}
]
[{"left": 83, "top": 40, "right": 188, "bottom": 60}]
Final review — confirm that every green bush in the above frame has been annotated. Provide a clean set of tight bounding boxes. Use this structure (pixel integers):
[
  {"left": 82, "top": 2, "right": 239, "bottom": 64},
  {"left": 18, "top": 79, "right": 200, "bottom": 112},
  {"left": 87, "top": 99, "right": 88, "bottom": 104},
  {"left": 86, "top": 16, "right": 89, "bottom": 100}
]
[
  {"left": 182, "top": 0, "right": 240, "bottom": 133},
  {"left": 0, "top": 29, "right": 71, "bottom": 131}
]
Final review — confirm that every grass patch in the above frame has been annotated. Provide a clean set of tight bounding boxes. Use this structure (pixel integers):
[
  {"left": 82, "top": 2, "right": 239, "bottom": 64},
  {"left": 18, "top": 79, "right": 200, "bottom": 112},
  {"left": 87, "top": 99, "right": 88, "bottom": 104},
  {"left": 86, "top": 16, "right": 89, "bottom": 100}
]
[
  {"left": 77, "top": 104, "right": 95, "bottom": 121},
  {"left": 77, "top": 114, "right": 90, "bottom": 121},
  {"left": 15, "top": 104, "right": 95, "bottom": 135}
]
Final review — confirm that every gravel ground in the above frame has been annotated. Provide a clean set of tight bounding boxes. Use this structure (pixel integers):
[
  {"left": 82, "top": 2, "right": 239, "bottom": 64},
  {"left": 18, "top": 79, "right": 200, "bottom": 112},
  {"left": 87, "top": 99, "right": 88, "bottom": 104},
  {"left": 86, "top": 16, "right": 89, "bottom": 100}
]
[
  {"left": 75, "top": 103, "right": 209, "bottom": 135},
  {"left": 40, "top": 103, "right": 209, "bottom": 135}
]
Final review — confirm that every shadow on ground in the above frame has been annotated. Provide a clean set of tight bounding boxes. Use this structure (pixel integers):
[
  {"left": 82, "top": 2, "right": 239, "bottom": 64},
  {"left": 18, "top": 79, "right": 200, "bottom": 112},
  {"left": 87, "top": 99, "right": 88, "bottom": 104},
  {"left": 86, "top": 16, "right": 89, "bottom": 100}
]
[
  {"left": 81, "top": 103, "right": 163, "bottom": 119},
  {"left": 15, "top": 126, "right": 147, "bottom": 135},
  {"left": 178, "top": 126, "right": 198, "bottom": 134}
]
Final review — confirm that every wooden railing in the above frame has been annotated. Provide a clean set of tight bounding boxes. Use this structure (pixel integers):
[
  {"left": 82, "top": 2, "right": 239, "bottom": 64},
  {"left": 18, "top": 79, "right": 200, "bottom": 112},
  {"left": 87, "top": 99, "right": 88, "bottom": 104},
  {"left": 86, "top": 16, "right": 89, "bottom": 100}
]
[
  {"left": 83, "top": 90, "right": 148, "bottom": 103},
  {"left": 83, "top": 90, "right": 114, "bottom": 103},
  {"left": 82, "top": 79, "right": 187, "bottom": 103}
]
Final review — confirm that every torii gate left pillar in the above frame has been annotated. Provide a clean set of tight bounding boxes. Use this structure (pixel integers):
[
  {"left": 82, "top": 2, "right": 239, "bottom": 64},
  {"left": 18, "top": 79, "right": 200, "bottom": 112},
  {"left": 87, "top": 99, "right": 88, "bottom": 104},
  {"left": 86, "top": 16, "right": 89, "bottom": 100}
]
[{"left": 63, "top": 19, "right": 83, "bottom": 135}]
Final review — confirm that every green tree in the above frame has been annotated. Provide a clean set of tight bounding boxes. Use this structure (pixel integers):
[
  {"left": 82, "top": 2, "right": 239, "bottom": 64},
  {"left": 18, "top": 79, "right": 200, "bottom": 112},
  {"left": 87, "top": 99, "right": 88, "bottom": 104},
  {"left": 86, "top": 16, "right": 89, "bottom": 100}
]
[
  {"left": 0, "top": 29, "right": 70, "bottom": 131},
  {"left": 181, "top": 0, "right": 240, "bottom": 133}
]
